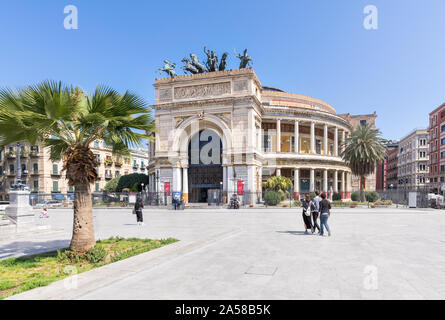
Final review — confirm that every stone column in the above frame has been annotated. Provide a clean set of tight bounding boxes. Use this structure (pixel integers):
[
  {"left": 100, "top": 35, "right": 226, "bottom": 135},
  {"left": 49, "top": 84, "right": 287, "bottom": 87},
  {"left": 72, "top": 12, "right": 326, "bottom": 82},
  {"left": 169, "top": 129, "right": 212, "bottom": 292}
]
[
  {"left": 323, "top": 169, "right": 328, "bottom": 196},
  {"left": 247, "top": 166, "right": 255, "bottom": 205},
  {"left": 324, "top": 124, "right": 328, "bottom": 155},
  {"left": 346, "top": 172, "right": 352, "bottom": 199},
  {"left": 293, "top": 168, "right": 300, "bottom": 200},
  {"left": 223, "top": 166, "right": 227, "bottom": 192},
  {"left": 173, "top": 167, "right": 182, "bottom": 193},
  {"left": 333, "top": 170, "right": 338, "bottom": 193},
  {"left": 342, "top": 130, "right": 346, "bottom": 154},
  {"left": 276, "top": 119, "right": 281, "bottom": 153},
  {"left": 182, "top": 167, "right": 188, "bottom": 203},
  {"left": 334, "top": 127, "right": 339, "bottom": 157},
  {"left": 276, "top": 168, "right": 281, "bottom": 176},
  {"left": 227, "top": 166, "right": 234, "bottom": 196},
  {"left": 310, "top": 121, "right": 315, "bottom": 154},
  {"left": 341, "top": 171, "right": 346, "bottom": 199},
  {"left": 310, "top": 169, "right": 315, "bottom": 192},
  {"left": 294, "top": 120, "right": 299, "bottom": 153}
]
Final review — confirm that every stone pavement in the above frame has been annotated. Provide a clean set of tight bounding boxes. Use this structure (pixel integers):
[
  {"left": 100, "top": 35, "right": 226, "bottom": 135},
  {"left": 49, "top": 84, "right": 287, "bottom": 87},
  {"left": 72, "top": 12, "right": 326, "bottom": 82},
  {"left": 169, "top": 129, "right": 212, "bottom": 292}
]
[{"left": 3, "top": 207, "right": 445, "bottom": 300}]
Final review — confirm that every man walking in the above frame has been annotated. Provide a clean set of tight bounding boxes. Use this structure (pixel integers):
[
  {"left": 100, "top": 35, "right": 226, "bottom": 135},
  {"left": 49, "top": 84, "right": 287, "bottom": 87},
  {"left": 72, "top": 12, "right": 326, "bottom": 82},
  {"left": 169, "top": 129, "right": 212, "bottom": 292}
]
[{"left": 311, "top": 191, "right": 321, "bottom": 234}]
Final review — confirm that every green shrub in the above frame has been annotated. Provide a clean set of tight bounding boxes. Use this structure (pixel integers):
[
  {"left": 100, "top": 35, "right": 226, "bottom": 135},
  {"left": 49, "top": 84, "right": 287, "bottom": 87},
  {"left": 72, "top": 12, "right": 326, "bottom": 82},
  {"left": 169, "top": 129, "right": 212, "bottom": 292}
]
[
  {"left": 365, "top": 191, "right": 380, "bottom": 203},
  {"left": 116, "top": 173, "right": 149, "bottom": 192},
  {"left": 264, "top": 190, "right": 281, "bottom": 206},
  {"left": 351, "top": 192, "right": 360, "bottom": 202},
  {"left": 104, "top": 177, "right": 120, "bottom": 192},
  {"left": 293, "top": 200, "right": 302, "bottom": 207},
  {"left": 85, "top": 245, "right": 108, "bottom": 264},
  {"left": 130, "top": 182, "right": 139, "bottom": 192},
  {"left": 309, "top": 192, "right": 316, "bottom": 199},
  {"left": 332, "top": 192, "right": 342, "bottom": 201}
]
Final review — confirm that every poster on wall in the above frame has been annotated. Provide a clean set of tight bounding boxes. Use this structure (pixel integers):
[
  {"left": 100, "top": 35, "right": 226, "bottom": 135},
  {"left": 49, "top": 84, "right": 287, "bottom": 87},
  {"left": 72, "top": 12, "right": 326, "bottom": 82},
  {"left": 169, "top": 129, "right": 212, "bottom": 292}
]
[
  {"left": 164, "top": 182, "right": 170, "bottom": 195},
  {"left": 237, "top": 181, "right": 244, "bottom": 195},
  {"left": 128, "top": 194, "right": 136, "bottom": 204}
]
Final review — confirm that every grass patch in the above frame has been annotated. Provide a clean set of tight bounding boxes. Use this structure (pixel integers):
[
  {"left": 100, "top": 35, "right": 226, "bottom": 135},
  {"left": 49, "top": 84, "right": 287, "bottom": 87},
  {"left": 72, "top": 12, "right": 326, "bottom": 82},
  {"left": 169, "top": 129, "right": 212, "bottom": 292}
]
[{"left": 0, "top": 237, "right": 178, "bottom": 300}]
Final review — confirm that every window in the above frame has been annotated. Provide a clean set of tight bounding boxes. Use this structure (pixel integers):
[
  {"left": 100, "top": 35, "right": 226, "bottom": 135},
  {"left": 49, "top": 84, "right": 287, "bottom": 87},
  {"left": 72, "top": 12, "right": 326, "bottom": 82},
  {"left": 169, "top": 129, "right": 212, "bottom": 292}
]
[
  {"left": 33, "top": 163, "right": 38, "bottom": 173},
  {"left": 360, "top": 120, "right": 367, "bottom": 126},
  {"left": 69, "top": 186, "right": 74, "bottom": 192},
  {"left": 33, "top": 180, "right": 38, "bottom": 191},
  {"left": 441, "top": 138, "right": 445, "bottom": 145},
  {"left": 52, "top": 181, "right": 59, "bottom": 192},
  {"left": 263, "top": 135, "right": 271, "bottom": 152},
  {"left": 95, "top": 183, "right": 100, "bottom": 192},
  {"left": 115, "top": 171, "right": 120, "bottom": 178},
  {"left": 0, "top": 166, "right": 3, "bottom": 175},
  {"left": 21, "top": 164, "right": 26, "bottom": 173},
  {"left": 315, "top": 140, "right": 322, "bottom": 154},
  {"left": 0, "top": 151, "right": 2, "bottom": 161},
  {"left": 94, "top": 141, "right": 100, "bottom": 148},
  {"left": 9, "top": 164, "right": 14, "bottom": 174},
  {"left": 53, "top": 164, "right": 58, "bottom": 174}
]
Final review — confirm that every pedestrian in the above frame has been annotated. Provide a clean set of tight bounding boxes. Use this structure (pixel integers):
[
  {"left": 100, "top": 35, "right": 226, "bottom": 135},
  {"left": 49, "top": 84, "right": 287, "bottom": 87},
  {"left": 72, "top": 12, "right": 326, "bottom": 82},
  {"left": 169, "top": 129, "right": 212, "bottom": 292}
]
[
  {"left": 318, "top": 193, "right": 332, "bottom": 236},
  {"left": 134, "top": 196, "right": 144, "bottom": 226},
  {"left": 311, "top": 191, "right": 321, "bottom": 234},
  {"left": 39, "top": 208, "right": 49, "bottom": 218},
  {"left": 302, "top": 194, "right": 313, "bottom": 234}
]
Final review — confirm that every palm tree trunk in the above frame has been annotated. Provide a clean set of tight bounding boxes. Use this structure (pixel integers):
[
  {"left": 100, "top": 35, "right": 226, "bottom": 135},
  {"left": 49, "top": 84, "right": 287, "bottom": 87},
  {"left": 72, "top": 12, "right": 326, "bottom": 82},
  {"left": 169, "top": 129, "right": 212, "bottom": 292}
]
[
  {"left": 360, "top": 176, "right": 366, "bottom": 202},
  {"left": 70, "top": 183, "right": 95, "bottom": 252}
]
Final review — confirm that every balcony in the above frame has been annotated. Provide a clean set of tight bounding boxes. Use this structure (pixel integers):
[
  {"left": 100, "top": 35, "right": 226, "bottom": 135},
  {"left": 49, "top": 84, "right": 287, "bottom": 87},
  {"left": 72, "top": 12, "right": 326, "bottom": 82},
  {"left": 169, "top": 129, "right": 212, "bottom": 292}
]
[
  {"left": 105, "top": 173, "right": 113, "bottom": 180},
  {"left": 115, "top": 160, "right": 123, "bottom": 167},
  {"left": 133, "top": 163, "right": 140, "bottom": 169},
  {"left": 51, "top": 171, "right": 61, "bottom": 177},
  {"left": 7, "top": 171, "right": 15, "bottom": 177},
  {"left": 22, "top": 170, "right": 29, "bottom": 176},
  {"left": 104, "top": 159, "right": 113, "bottom": 166},
  {"left": 6, "top": 152, "right": 16, "bottom": 159}
]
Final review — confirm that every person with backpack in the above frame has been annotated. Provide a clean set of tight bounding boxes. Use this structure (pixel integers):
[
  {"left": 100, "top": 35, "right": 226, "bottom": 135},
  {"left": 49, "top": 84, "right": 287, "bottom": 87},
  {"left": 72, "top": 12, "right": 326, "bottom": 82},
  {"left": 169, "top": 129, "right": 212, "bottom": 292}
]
[
  {"left": 302, "top": 194, "right": 314, "bottom": 234},
  {"left": 318, "top": 193, "right": 332, "bottom": 236},
  {"left": 311, "top": 191, "right": 322, "bottom": 234}
]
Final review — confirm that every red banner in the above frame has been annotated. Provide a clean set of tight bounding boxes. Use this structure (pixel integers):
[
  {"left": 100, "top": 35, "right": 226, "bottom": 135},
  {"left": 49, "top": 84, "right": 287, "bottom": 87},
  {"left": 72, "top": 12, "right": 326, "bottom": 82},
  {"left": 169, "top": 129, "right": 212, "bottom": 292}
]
[
  {"left": 237, "top": 181, "right": 244, "bottom": 195},
  {"left": 164, "top": 182, "right": 170, "bottom": 195}
]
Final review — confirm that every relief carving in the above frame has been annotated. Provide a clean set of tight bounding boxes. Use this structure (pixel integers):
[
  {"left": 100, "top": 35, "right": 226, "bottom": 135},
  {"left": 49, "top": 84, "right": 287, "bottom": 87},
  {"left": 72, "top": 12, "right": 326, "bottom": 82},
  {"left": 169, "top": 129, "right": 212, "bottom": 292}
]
[
  {"left": 174, "top": 82, "right": 231, "bottom": 99},
  {"left": 233, "top": 80, "right": 248, "bottom": 92},
  {"left": 159, "top": 88, "right": 172, "bottom": 101}
]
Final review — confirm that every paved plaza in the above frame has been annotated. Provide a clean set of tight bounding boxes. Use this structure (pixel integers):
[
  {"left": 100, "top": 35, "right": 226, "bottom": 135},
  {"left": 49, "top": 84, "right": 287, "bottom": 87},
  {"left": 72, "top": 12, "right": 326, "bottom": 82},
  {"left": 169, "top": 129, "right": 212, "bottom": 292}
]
[{"left": 2, "top": 207, "right": 445, "bottom": 300}]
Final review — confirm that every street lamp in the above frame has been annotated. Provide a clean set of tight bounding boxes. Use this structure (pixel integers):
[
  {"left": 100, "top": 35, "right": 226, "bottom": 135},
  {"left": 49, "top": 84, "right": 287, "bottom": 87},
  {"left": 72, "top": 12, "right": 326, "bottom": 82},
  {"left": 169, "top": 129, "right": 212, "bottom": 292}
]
[{"left": 11, "top": 142, "right": 29, "bottom": 191}]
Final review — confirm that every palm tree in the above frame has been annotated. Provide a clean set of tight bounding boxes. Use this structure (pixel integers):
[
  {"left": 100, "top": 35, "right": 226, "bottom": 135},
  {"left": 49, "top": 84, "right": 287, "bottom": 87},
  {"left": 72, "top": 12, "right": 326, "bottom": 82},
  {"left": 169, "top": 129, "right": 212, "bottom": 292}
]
[
  {"left": 341, "top": 123, "right": 386, "bottom": 202},
  {"left": 0, "top": 81, "right": 155, "bottom": 252}
]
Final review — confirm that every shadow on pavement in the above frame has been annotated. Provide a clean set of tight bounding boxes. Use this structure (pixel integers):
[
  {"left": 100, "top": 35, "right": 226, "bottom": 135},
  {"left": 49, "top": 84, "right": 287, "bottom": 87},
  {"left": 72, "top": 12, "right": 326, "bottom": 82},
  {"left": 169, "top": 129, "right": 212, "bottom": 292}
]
[
  {"left": 0, "top": 239, "right": 70, "bottom": 260},
  {"left": 276, "top": 231, "right": 313, "bottom": 235}
]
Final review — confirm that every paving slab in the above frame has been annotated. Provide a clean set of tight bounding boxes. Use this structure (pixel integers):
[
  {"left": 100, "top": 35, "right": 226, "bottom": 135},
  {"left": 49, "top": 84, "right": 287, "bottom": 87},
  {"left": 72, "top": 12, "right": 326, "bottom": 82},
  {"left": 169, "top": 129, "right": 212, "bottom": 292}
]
[{"left": 2, "top": 207, "right": 445, "bottom": 300}]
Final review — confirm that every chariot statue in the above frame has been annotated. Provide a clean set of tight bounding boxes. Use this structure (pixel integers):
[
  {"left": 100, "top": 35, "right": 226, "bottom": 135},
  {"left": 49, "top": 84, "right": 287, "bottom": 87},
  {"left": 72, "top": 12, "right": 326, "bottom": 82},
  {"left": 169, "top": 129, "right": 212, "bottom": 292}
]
[
  {"left": 203, "top": 46, "right": 219, "bottom": 72},
  {"left": 158, "top": 60, "right": 177, "bottom": 77},
  {"left": 234, "top": 49, "right": 253, "bottom": 69},
  {"left": 190, "top": 53, "right": 208, "bottom": 73},
  {"left": 219, "top": 52, "right": 229, "bottom": 71},
  {"left": 181, "top": 57, "right": 199, "bottom": 74}
]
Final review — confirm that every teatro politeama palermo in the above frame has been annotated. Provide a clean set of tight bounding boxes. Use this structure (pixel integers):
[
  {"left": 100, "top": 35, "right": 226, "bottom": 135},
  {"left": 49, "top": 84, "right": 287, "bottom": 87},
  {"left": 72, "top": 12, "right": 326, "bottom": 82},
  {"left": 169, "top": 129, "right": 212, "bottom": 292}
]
[{"left": 146, "top": 67, "right": 371, "bottom": 205}]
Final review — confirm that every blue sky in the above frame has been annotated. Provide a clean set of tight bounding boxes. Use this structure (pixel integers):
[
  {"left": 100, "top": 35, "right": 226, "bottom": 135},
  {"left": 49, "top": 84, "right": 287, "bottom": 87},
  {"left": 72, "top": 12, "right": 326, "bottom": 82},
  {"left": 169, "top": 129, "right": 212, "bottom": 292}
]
[{"left": 1, "top": 0, "right": 444, "bottom": 141}]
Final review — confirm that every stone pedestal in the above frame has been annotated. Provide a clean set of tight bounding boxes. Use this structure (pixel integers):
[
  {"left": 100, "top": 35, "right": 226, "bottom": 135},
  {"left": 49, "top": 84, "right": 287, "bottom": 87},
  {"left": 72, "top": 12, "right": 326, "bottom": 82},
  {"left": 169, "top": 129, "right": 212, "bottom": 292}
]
[{"left": 5, "top": 190, "right": 35, "bottom": 226}]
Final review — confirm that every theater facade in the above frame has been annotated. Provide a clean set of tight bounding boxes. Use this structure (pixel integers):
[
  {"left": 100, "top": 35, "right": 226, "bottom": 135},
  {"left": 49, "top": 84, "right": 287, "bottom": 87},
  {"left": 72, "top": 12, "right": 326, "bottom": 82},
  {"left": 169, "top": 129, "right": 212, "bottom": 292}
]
[{"left": 147, "top": 68, "right": 358, "bottom": 204}]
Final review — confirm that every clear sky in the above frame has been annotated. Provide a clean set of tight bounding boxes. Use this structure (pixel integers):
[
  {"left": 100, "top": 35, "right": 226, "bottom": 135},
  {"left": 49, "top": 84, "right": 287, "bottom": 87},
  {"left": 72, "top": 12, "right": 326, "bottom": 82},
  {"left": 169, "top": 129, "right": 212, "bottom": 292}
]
[{"left": 1, "top": 0, "right": 444, "bottom": 141}]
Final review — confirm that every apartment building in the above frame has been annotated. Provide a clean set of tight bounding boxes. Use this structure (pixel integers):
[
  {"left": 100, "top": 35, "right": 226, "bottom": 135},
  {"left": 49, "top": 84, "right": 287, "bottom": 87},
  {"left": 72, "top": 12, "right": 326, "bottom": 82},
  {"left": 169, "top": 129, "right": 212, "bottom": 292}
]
[
  {"left": 0, "top": 140, "right": 149, "bottom": 200},
  {"left": 428, "top": 103, "right": 445, "bottom": 193},
  {"left": 376, "top": 141, "right": 398, "bottom": 190},
  {"left": 397, "top": 129, "right": 429, "bottom": 189}
]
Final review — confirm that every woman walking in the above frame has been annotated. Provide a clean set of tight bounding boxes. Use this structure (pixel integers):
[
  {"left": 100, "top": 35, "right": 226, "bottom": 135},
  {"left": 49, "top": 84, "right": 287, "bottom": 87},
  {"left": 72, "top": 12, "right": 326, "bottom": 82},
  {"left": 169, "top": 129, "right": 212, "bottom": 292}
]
[
  {"left": 318, "top": 193, "right": 331, "bottom": 236},
  {"left": 301, "top": 194, "right": 314, "bottom": 234},
  {"left": 134, "top": 196, "right": 144, "bottom": 226}
]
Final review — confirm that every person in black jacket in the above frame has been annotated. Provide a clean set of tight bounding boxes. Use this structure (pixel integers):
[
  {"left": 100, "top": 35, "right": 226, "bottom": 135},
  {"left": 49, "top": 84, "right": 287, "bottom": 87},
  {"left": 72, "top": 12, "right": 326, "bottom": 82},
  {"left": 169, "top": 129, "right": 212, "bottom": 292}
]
[
  {"left": 318, "top": 193, "right": 331, "bottom": 236},
  {"left": 301, "top": 194, "right": 314, "bottom": 234},
  {"left": 134, "top": 197, "right": 144, "bottom": 226}
]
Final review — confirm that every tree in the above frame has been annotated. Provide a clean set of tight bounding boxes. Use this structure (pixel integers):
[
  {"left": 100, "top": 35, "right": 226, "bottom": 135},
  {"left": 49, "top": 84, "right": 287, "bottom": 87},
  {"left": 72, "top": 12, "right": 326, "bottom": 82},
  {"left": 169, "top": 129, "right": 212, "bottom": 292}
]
[
  {"left": 116, "top": 173, "right": 149, "bottom": 192},
  {"left": 264, "top": 176, "right": 293, "bottom": 192},
  {"left": 0, "top": 81, "right": 155, "bottom": 252},
  {"left": 341, "top": 124, "right": 386, "bottom": 202},
  {"left": 104, "top": 177, "right": 120, "bottom": 192}
]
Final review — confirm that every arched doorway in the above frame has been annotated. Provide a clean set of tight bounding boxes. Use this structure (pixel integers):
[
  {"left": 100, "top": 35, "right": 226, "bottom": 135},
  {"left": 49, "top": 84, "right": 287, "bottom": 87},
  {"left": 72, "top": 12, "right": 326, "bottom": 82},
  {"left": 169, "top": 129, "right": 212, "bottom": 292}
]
[{"left": 188, "top": 129, "right": 223, "bottom": 203}]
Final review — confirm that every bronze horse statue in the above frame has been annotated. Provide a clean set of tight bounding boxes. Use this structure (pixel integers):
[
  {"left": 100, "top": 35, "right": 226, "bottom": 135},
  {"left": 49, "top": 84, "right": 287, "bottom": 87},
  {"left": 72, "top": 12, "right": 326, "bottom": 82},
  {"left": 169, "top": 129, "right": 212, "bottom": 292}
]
[{"left": 181, "top": 57, "right": 199, "bottom": 74}]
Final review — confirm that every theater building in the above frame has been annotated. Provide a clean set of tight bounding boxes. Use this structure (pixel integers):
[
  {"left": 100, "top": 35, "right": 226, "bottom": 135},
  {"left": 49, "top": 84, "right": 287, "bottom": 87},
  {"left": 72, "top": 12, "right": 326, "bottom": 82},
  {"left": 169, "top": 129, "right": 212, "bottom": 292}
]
[{"left": 147, "top": 68, "right": 369, "bottom": 204}]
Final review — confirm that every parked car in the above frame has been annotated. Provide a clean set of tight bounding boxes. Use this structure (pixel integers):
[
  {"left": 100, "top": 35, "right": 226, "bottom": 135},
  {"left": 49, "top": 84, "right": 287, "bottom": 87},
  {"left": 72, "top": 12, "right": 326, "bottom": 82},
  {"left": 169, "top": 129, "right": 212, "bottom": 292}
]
[{"left": 0, "top": 201, "right": 10, "bottom": 211}]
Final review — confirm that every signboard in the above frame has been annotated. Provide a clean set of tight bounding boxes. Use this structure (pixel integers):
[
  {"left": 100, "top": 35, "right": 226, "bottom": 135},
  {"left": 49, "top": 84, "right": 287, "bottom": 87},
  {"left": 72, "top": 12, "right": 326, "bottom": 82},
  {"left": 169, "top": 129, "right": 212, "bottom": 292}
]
[
  {"left": 173, "top": 192, "right": 181, "bottom": 200},
  {"left": 237, "top": 181, "right": 244, "bottom": 195},
  {"left": 128, "top": 194, "right": 136, "bottom": 204},
  {"left": 164, "top": 182, "right": 170, "bottom": 195}
]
